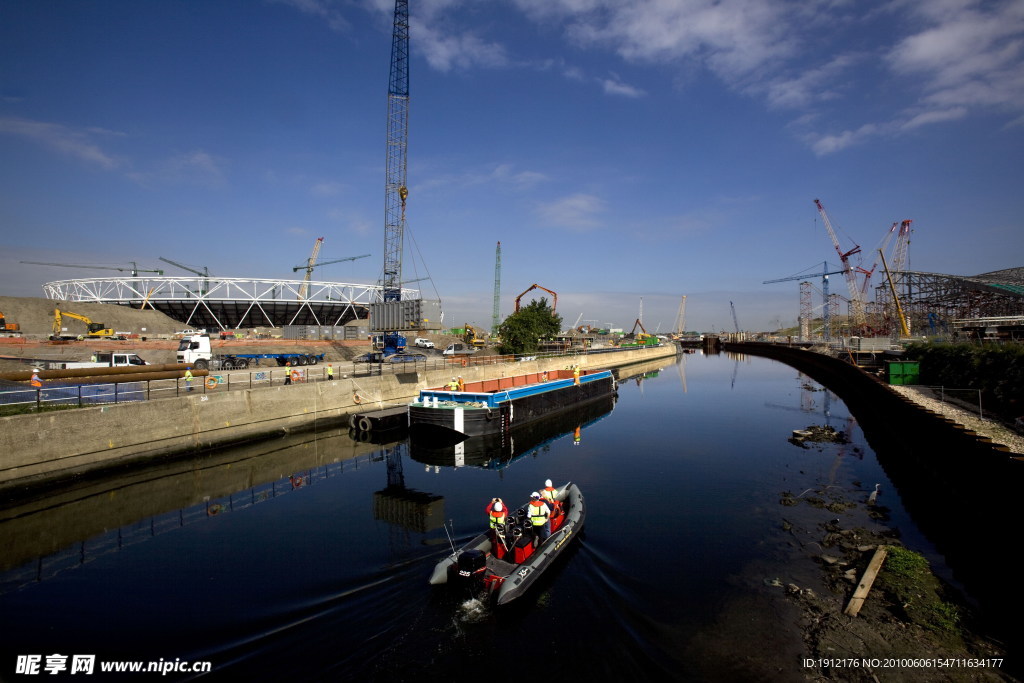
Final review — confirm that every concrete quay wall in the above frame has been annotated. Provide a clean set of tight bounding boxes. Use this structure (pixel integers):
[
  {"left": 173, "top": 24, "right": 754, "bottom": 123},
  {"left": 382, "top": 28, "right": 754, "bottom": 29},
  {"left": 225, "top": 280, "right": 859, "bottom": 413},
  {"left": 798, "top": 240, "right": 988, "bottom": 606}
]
[{"left": 0, "top": 344, "right": 676, "bottom": 489}]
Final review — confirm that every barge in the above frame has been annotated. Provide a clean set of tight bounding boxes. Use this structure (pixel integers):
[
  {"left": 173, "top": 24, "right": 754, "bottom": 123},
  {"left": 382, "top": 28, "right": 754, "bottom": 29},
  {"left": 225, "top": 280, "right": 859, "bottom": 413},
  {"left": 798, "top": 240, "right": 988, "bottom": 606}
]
[{"left": 408, "top": 367, "right": 616, "bottom": 438}]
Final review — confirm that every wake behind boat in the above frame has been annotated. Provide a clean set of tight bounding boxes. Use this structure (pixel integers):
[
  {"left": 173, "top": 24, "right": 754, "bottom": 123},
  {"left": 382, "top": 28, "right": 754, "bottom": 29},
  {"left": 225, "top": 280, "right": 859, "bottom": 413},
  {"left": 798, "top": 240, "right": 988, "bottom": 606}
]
[{"left": 428, "top": 483, "right": 585, "bottom": 605}]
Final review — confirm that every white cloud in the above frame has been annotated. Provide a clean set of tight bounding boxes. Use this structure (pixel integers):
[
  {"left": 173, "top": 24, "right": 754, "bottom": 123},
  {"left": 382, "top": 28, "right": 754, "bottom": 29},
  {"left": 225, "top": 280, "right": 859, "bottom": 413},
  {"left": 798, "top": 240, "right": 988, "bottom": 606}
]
[
  {"left": 311, "top": 180, "right": 347, "bottom": 197},
  {"left": 536, "top": 193, "right": 607, "bottom": 230},
  {"left": 806, "top": 123, "right": 880, "bottom": 156},
  {"left": 269, "top": 0, "right": 350, "bottom": 32},
  {"left": 0, "top": 117, "right": 121, "bottom": 169},
  {"left": 413, "top": 20, "right": 509, "bottom": 71},
  {"left": 601, "top": 75, "right": 646, "bottom": 98},
  {"left": 128, "top": 149, "right": 227, "bottom": 187}
]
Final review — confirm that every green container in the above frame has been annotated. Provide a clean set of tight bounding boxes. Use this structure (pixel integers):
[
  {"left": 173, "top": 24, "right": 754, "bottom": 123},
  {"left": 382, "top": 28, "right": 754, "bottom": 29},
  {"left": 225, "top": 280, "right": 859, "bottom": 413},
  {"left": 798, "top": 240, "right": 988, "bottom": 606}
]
[{"left": 887, "top": 361, "right": 920, "bottom": 385}]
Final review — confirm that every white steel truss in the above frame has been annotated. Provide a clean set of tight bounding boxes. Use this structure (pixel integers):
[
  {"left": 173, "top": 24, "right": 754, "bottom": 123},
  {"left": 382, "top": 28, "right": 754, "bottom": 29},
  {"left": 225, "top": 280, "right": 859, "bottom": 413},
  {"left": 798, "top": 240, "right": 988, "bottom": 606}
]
[{"left": 42, "top": 277, "right": 419, "bottom": 329}]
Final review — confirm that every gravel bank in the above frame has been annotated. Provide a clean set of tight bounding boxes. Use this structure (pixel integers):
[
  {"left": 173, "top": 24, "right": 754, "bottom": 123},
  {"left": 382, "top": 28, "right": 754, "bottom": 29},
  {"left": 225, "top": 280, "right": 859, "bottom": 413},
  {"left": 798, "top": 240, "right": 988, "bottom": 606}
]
[{"left": 888, "top": 384, "right": 1024, "bottom": 455}]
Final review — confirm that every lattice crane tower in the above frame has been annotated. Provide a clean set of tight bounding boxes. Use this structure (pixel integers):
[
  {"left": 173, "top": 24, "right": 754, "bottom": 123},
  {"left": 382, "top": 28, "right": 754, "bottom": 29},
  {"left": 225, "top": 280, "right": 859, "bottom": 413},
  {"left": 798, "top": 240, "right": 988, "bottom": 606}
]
[{"left": 382, "top": 0, "right": 410, "bottom": 354}]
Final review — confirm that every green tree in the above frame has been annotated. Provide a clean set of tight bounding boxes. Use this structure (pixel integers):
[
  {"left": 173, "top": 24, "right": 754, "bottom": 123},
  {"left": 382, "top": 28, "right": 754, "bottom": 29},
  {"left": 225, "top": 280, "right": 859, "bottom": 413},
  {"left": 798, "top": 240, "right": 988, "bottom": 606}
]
[{"left": 497, "top": 297, "right": 562, "bottom": 355}]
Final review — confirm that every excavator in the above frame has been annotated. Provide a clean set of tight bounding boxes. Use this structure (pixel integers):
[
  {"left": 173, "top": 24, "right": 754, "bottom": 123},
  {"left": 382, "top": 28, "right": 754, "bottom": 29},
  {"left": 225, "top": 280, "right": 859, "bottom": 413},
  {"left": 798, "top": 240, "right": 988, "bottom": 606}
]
[
  {"left": 51, "top": 306, "right": 120, "bottom": 340},
  {"left": 618, "top": 319, "right": 658, "bottom": 347},
  {"left": 463, "top": 323, "right": 487, "bottom": 349},
  {"left": 514, "top": 283, "right": 557, "bottom": 313}
]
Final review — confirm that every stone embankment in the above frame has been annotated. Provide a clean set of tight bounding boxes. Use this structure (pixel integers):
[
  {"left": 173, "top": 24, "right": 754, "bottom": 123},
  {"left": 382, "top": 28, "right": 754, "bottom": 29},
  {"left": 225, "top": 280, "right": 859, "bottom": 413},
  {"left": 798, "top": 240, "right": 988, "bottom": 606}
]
[
  {"left": 888, "top": 384, "right": 1024, "bottom": 455},
  {"left": 0, "top": 344, "right": 677, "bottom": 491}
]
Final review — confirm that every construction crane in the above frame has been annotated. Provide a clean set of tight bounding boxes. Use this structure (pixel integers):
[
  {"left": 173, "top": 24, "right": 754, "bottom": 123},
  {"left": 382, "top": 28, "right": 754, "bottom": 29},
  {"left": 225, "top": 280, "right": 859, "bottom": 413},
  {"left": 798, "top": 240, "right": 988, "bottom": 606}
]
[
  {"left": 674, "top": 295, "right": 687, "bottom": 337},
  {"left": 879, "top": 248, "right": 910, "bottom": 337},
  {"left": 379, "top": 0, "right": 410, "bottom": 356},
  {"left": 813, "top": 198, "right": 866, "bottom": 328},
  {"left": 514, "top": 283, "right": 557, "bottom": 313},
  {"left": 296, "top": 237, "right": 324, "bottom": 300},
  {"left": 21, "top": 261, "right": 164, "bottom": 276},
  {"left": 764, "top": 262, "right": 846, "bottom": 340},
  {"left": 159, "top": 256, "right": 213, "bottom": 296},
  {"left": 159, "top": 257, "right": 212, "bottom": 278},
  {"left": 730, "top": 301, "right": 740, "bottom": 334},
  {"left": 492, "top": 241, "right": 501, "bottom": 335},
  {"left": 292, "top": 250, "right": 369, "bottom": 278}
]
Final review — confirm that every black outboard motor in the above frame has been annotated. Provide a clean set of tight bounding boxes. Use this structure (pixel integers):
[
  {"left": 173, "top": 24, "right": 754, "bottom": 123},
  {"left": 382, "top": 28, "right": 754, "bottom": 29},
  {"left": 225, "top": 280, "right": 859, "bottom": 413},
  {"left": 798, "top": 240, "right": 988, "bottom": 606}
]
[{"left": 454, "top": 549, "right": 487, "bottom": 584}]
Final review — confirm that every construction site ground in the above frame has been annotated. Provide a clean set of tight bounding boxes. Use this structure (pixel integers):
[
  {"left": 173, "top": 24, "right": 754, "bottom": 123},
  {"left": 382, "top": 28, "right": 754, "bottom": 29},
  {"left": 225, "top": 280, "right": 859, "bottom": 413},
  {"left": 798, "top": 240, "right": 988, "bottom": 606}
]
[{"left": 0, "top": 296, "right": 488, "bottom": 372}]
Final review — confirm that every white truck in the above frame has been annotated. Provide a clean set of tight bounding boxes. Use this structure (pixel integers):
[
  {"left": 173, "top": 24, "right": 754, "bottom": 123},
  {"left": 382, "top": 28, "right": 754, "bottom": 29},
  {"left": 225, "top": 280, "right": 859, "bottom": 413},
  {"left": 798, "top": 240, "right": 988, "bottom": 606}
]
[
  {"left": 50, "top": 352, "right": 150, "bottom": 370},
  {"left": 442, "top": 343, "right": 477, "bottom": 356},
  {"left": 177, "top": 334, "right": 324, "bottom": 370}
]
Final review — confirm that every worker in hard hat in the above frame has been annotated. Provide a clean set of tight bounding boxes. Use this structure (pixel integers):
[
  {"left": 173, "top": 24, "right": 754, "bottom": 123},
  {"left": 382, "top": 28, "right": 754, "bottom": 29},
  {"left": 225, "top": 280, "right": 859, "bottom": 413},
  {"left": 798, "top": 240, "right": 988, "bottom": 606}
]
[
  {"left": 446, "top": 377, "right": 459, "bottom": 391},
  {"left": 528, "top": 492, "right": 551, "bottom": 547},
  {"left": 540, "top": 479, "right": 561, "bottom": 520},
  {"left": 487, "top": 500, "right": 507, "bottom": 529},
  {"left": 457, "top": 375, "right": 465, "bottom": 392},
  {"left": 30, "top": 368, "right": 42, "bottom": 388},
  {"left": 184, "top": 366, "right": 194, "bottom": 392},
  {"left": 326, "top": 363, "right": 334, "bottom": 381}
]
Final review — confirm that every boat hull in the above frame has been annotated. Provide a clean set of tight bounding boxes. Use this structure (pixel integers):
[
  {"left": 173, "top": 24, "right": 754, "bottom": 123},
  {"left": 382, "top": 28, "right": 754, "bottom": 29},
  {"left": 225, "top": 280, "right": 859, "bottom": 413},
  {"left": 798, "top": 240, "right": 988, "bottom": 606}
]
[
  {"left": 410, "top": 372, "right": 615, "bottom": 438},
  {"left": 428, "top": 483, "right": 586, "bottom": 606}
]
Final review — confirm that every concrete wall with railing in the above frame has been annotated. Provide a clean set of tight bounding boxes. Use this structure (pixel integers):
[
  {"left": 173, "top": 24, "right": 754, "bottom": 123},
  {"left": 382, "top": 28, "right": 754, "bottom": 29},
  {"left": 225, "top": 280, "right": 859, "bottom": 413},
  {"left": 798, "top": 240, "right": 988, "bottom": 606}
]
[{"left": 0, "top": 344, "right": 677, "bottom": 489}]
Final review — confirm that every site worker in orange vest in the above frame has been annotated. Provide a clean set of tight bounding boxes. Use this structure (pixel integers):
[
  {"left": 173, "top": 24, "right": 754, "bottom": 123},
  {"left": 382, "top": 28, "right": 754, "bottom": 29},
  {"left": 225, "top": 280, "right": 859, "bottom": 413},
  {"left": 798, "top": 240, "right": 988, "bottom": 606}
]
[
  {"left": 30, "top": 369, "right": 42, "bottom": 388},
  {"left": 528, "top": 492, "right": 551, "bottom": 546}
]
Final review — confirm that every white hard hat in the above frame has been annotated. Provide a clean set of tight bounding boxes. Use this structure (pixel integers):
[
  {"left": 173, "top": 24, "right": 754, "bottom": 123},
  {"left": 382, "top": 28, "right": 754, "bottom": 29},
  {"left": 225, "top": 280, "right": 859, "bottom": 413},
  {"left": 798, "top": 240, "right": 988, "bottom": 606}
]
[
  {"left": 545, "top": 479, "right": 552, "bottom": 487},
  {"left": 33, "top": 368, "right": 41, "bottom": 372},
  {"left": 531, "top": 491, "right": 540, "bottom": 499},
  {"left": 493, "top": 501, "right": 503, "bottom": 512}
]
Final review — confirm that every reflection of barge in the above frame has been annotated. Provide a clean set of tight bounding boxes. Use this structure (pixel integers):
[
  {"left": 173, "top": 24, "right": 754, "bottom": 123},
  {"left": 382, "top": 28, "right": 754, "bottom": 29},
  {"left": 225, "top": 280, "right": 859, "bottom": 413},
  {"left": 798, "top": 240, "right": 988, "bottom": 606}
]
[
  {"left": 410, "top": 392, "right": 616, "bottom": 469},
  {"left": 408, "top": 368, "right": 616, "bottom": 438}
]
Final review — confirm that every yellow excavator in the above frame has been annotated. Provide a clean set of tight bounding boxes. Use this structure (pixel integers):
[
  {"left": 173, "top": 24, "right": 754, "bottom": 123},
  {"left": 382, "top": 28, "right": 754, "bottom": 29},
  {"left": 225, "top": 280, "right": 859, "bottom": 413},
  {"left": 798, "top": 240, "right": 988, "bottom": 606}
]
[
  {"left": 464, "top": 324, "right": 487, "bottom": 348},
  {"left": 51, "top": 306, "right": 119, "bottom": 340}
]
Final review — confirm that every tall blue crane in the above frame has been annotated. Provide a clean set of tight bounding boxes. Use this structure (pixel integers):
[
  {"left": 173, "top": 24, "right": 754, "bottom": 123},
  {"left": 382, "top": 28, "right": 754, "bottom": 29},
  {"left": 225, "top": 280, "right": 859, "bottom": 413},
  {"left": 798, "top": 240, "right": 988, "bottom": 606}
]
[{"left": 381, "top": 0, "right": 410, "bottom": 356}]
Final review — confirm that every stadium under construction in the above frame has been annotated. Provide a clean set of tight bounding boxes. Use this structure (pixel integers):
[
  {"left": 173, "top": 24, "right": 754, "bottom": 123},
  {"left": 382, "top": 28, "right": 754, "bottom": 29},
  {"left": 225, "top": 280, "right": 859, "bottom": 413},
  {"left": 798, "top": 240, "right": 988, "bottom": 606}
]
[
  {"left": 795, "top": 266, "right": 1024, "bottom": 341},
  {"left": 41, "top": 276, "right": 420, "bottom": 332}
]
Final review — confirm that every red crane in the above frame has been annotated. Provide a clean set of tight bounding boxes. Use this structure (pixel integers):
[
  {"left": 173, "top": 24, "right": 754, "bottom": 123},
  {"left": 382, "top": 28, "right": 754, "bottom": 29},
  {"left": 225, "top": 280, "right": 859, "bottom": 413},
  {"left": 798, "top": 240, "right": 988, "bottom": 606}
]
[
  {"left": 814, "top": 198, "right": 866, "bottom": 328},
  {"left": 514, "top": 283, "right": 557, "bottom": 313}
]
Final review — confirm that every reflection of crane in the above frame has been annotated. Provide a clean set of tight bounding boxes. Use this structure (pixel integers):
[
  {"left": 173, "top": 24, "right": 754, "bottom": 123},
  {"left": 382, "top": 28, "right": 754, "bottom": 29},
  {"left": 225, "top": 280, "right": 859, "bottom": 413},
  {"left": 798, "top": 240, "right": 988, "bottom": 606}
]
[
  {"left": 514, "top": 283, "right": 557, "bottom": 313},
  {"left": 21, "top": 260, "right": 164, "bottom": 276},
  {"left": 814, "top": 198, "right": 866, "bottom": 328}
]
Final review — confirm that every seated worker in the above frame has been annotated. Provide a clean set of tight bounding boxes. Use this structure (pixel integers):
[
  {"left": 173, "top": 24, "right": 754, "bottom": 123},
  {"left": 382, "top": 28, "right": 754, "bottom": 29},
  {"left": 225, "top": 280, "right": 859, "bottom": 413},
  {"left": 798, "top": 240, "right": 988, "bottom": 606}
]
[{"left": 527, "top": 492, "right": 551, "bottom": 547}]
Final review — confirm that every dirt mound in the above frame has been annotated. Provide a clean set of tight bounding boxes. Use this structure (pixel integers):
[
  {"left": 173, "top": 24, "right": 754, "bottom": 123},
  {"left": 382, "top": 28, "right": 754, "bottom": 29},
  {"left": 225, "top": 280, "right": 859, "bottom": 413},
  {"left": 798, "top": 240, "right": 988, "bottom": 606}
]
[{"left": 0, "top": 296, "right": 184, "bottom": 337}]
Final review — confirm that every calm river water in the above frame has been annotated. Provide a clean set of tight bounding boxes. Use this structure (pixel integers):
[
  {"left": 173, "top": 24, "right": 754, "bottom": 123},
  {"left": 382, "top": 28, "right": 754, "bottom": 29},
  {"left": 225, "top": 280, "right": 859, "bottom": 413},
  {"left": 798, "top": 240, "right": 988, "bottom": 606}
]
[{"left": 0, "top": 351, "right": 968, "bottom": 681}]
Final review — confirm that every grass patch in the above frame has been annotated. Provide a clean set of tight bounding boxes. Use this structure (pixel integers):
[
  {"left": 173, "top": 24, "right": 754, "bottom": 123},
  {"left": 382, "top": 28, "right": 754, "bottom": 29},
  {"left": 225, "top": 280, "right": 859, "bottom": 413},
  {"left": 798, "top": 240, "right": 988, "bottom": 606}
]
[{"left": 879, "top": 546, "right": 961, "bottom": 636}]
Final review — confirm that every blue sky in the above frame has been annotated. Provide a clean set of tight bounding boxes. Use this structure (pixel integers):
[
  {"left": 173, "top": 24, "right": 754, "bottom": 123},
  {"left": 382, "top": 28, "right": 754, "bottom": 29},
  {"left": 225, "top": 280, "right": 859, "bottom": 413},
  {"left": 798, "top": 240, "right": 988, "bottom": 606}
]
[{"left": 1, "top": 0, "right": 1022, "bottom": 333}]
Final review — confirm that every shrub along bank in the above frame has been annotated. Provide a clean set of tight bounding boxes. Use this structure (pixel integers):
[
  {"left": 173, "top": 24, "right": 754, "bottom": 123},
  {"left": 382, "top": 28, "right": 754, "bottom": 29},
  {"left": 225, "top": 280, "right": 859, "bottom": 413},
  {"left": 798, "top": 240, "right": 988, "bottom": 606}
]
[{"left": 903, "top": 342, "right": 1024, "bottom": 420}]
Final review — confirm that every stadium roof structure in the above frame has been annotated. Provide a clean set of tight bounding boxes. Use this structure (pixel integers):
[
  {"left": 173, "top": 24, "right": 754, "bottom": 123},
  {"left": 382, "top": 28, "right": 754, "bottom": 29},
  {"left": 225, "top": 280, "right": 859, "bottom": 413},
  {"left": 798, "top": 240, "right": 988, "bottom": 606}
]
[
  {"left": 42, "top": 276, "right": 419, "bottom": 330},
  {"left": 875, "top": 266, "right": 1024, "bottom": 325}
]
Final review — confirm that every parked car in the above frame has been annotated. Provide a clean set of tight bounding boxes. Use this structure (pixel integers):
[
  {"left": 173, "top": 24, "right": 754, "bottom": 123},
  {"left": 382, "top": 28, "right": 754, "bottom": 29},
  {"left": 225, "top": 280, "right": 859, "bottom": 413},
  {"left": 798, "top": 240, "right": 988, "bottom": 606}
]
[
  {"left": 414, "top": 337, "right": 435, "bottom": 348},
  {"left": 384, "top": 353, "right": 427, "bottom": 363}
]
